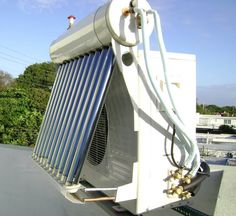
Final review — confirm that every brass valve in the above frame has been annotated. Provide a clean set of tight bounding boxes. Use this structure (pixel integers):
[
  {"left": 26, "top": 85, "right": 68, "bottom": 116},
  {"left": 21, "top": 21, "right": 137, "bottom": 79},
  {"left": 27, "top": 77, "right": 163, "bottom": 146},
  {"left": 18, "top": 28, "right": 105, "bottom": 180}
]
[
  {"left": 181, "top": 191, "right": 192, "bottom": 200},
  {"left": 173, "top": 186, "right": 184, "bottom": 195},
  {"left": 167, "top": 185, "right": 183, "bottom": 196},
  {"left": 167, "top": 185, "right": 192, "bottom": 200},
  {"left": 122, "top": 8, "right": 130, "bottom": 16},
  {"left": 182, "top": 174, "right": 192, "bottom": 184},
  {"left": 171, "top": 169, "right": 183, "bottom": 180}
]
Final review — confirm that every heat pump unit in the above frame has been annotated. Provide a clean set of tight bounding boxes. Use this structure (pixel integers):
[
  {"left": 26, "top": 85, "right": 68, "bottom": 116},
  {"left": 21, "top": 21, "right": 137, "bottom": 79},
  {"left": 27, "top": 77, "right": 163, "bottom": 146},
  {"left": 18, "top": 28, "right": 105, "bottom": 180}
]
[
  {"left": 33, "top": 0, "right": 208, "bottom": 215},
  {"left": 79, "top": 50, "right": 198, "bottom": 214}
]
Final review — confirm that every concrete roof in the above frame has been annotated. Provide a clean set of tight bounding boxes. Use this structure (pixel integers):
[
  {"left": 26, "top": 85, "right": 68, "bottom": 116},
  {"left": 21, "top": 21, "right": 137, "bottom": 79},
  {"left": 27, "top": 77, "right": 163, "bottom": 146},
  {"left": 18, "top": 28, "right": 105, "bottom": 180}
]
[
  {"left": 4, "top": 144, "right": 228, "bottom": 216},
  {"left": 0, "top": 144, "right": 181, "bottom": 216},
  {"left": 0, "top": 144, "right": 117, "bottom": 216}
]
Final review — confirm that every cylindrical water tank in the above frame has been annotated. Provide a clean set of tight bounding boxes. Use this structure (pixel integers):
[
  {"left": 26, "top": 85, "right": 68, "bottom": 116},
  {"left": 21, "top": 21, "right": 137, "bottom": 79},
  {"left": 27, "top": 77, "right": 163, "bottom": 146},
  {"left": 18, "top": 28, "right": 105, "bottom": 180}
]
[{"left": 50, "top": 0, "right": 153, "bottom": 63}]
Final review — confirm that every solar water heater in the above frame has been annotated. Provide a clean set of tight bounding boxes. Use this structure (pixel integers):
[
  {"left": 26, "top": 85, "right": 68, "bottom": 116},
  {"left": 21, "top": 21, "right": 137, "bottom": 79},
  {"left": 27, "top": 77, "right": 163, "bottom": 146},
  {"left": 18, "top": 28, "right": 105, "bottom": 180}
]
[{"left": 33, "top": 0, "right": 209, "bottom": 214}]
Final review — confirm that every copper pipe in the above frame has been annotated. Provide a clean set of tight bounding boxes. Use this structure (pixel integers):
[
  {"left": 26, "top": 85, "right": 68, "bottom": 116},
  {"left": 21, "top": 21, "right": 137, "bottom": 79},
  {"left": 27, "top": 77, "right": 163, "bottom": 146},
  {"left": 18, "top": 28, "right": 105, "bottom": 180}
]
[{"left": 70, "top": 193, "right": 115, "bottom": 203}]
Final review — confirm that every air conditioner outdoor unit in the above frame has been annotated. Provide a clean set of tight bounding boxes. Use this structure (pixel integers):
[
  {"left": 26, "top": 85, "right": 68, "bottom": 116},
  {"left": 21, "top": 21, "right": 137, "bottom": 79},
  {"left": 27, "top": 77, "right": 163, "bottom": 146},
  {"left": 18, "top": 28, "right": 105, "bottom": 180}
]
[
  {"left": 32, "top": 0, "right": 209, "bottom": 215},
  {"left": 79, "top": 50, "right": 197, "bottom": 214}
]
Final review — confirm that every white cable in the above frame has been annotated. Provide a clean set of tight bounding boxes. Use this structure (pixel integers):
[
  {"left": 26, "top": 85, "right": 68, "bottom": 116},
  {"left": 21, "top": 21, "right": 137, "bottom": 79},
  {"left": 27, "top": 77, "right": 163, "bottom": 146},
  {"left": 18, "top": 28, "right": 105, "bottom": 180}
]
[
  {"left": 148, "top": 9, "right": 200, "bottom": 173},
  {"left": 135, "top": 8, "right": 193, "bottom": 155},
  {"left": 151, "top": 10, "right": 200, "bottom": 174},
  {"left": 148, "top": 10, "right": 195, "bottom": 164},
  {"left": 134, "top": 8, "right": 200, "bottom": 175},
  {"left": 148, "top": 10, "right": 182, "bottom": 122}
]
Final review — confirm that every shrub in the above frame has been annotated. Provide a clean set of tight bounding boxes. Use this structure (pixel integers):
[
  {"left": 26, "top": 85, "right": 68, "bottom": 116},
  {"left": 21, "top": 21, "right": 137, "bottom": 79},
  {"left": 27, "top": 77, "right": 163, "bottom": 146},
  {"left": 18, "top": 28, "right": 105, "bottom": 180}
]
[{"left": 218, "top": 125, "right": 236, "bottom": 134}]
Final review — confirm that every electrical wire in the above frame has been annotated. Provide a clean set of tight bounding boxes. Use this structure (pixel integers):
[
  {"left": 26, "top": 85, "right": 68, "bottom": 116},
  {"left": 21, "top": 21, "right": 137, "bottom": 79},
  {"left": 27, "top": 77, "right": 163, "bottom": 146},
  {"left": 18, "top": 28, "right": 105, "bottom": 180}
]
[
  {"left": 0, "top": 55, "right": 26, "bottom": 66},
  {"left": 0, "top": 59, "right": 56, "bottom": 86},
  {"left": 150, "top": 9, "right": 200, "bottom": 173},
  {"left": 171, "top": 124, "right": 183, "bottom": 169},
  {"left": 0, "top": 68, "right": 55, "bottom": 89},
  {"left": 0, "top": 44, "right": 41, "bottom": 62},
  {"left": 134, "top": 7, "right": 192, "bottom": 166},
  {"left": 17, "top": 80, "right": 53, "bottom": 89},
  {"left": 0, "top": 51, "right": 32, "bottom": 64},
  {"left": 133, "top": 7, "right": 200, "bottom": 175},
  {"left": 0, "top": 44, "right": 46, "bottom": 76},
  {"left": 150, "top": 8, "right": 199, "bottom": 168}
]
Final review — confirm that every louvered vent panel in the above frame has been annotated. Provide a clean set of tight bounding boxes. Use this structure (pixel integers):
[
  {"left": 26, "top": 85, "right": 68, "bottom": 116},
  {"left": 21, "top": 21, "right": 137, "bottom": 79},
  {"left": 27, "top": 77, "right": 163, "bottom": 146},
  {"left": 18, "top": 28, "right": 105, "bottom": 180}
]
[
  {"left": 87, "top": 105, "right": 108, "bottom": 166},
  {"left": 33, "top": 47, "right": 113, "bottom": 185}
]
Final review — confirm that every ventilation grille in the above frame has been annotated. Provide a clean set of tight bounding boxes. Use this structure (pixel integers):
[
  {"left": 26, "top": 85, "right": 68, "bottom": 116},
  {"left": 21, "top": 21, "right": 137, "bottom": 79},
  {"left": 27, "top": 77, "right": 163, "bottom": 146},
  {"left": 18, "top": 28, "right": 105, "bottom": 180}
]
[
  {"left": 87, "top": 105, "right": 108, "bottom": 166},
  {"left": 32, "top": 47, "right": 113, "bottom": 185}
]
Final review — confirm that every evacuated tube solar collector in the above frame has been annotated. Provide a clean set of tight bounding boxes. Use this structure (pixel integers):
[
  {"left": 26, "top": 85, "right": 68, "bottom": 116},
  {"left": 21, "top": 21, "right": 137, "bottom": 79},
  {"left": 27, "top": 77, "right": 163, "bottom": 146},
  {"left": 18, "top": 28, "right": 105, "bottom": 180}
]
[
  {"left": 34, "top": 0, "right": 154, "bottom": 185},
  {"left": 33, "top": 0, "right": 206, "bottom": 214}
]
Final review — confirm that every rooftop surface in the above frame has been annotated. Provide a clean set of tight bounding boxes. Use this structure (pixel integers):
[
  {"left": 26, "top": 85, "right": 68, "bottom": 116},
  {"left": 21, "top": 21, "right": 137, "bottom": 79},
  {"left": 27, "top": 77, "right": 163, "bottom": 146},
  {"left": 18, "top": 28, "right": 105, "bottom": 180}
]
[
  {"left": 0, "top": 144, "right": 118, "bottom": 216},
  {"left": 0, "top": 144, "right": 178, "bottom": 216},
  {"left": 2, "top": 144, "right": 235, "bottom": 216}
]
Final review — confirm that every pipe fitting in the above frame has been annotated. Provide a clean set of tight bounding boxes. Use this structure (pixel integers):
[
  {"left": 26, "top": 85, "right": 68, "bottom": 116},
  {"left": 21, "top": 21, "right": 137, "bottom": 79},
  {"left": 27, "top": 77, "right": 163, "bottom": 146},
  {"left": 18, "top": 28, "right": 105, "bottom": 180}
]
[
  {"left": 171, "top": 169, "right": 183, "bottom": 180},
  {"left": 182, "top": 174, "right": 192, "bottom": 184},
  {"left": 167, "top": 185, "right": 184, "bottom": 196},
  {"left": 173, "top": 186, "right": 184, "bottom": 196},
  {"left": 181, "top": 191, "right": 192, "bottom": 200},
  {"left": 122, "top": 8, "right": 130, "bottom": 16}
]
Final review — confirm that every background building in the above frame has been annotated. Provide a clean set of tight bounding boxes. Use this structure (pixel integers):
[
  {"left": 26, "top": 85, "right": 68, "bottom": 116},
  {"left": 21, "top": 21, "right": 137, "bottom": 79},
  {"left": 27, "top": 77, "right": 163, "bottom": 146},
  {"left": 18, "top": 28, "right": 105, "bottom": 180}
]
[{"left": 197, "top": 114, "right": 236, "bottom": 130}]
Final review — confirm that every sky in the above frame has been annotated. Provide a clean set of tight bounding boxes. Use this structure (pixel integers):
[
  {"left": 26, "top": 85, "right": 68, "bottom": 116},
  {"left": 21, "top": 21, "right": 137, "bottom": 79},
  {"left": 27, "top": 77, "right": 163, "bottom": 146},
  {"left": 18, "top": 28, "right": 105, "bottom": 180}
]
[{"left": 0, "top": 0, "right": 235, "bottom": 106}]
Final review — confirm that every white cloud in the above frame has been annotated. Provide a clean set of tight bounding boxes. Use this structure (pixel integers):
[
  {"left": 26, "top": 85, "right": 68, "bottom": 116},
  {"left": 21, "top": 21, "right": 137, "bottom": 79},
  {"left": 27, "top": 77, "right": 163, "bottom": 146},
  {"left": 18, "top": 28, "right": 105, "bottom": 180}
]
[{"left": 18, "top": 0, "right": 68, "bottom": 11}]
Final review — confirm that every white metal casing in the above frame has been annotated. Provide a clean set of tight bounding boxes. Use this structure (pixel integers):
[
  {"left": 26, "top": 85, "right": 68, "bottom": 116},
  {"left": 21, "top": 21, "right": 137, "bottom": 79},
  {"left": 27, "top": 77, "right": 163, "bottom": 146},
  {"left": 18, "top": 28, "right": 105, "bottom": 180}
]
[{"left": 80, "top": 41, "right": 196, "bottom": 214}]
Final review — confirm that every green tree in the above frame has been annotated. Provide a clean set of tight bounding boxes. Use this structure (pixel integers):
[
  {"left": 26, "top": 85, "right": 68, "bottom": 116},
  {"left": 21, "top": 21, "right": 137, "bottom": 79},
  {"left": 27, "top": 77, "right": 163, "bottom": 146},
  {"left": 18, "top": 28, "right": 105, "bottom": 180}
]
[
  {"left": 17, "top": 62, "right": 55, "bottom": 90},
  {"left": 0, "top": 62, "right": 56, "bottom": 146},
  {"left": 206, "top": 104, "right": 221, "bottom": 114},
  {"left": 219, "top": 125, "right": 236, "bottom": 134},
  {"left": 197, "top": 104, "right": 236, "bottom": 116},
  {"left": 197, "top": 104, "right": 206, "bottom": 114},
  {"left": 0, "top": 70, "right": 14, "bottom": 91},
  {"left": 16, "top": 62, "right": 56, "bottom": 114},
  {"left": 0, "top": 88, "right": 43, "bottom": 146}
]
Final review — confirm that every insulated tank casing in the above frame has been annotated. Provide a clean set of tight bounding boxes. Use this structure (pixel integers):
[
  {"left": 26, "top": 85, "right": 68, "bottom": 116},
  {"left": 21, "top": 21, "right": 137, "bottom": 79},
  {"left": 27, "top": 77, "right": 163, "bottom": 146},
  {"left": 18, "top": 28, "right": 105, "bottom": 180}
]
[{"left": 50, "top": 0, "right": 153, "bottom": 64}]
